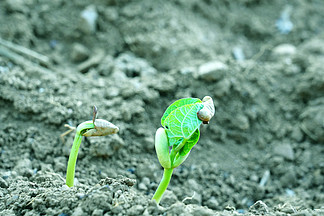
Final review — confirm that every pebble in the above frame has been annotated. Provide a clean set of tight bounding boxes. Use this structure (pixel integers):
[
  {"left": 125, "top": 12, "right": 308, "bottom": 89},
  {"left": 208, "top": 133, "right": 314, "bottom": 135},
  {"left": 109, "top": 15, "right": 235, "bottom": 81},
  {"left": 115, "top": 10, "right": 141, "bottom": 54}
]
[
  {"left": 205, "top": 196, "right": 219, "bottom": 209},
  {"left": 0, "top": 177, "right": 8, "bottom": 188},
  {"left": 179, "top": 66, "right": 195, "bottom": 75},
  {"left": 249, "top": 200, "right": 269, "bottom": 213},
  {"left": 71, "top": 43, "right": 89, "bottom": 62},
  {"left": 141, "top": 177, "right": 150, "bottom": 187},
  {"left": 138, "top": 182, "right": 147, "bottom": 191},
  {"left": 273, "top": 143, "right": 294, "bottom": 160},
  {"left": 285, "top": 188, "right": 295, "bottom": 197},
  {"left": 92, "top": 209, "right": 103, "bottom": 216},
  {"left": 276, "top": 6, "right": 293, "bottom": 34},
  {"left": 232, "top": 47, "right": 245, "bottom": 61},
  {"left": 259, "top": 170, "right": 270, "bottom": 187},
  {"left": 272, "top": 44, "right": 296, "bottom": 56},
  {"left": 14, "top": 158, "right": 33, "bottom": 176},
  {"left": 79, "top": 5, "right": 98, "bottom": 34},
  {"left": 71, "top": 207, "right": 84, "bottom": 216},
  {"left": 61, "top": 185, "right": 70, "bottom": 191},
  {"left": 195, "top": 60, "right": 228, "bottom": 82}
]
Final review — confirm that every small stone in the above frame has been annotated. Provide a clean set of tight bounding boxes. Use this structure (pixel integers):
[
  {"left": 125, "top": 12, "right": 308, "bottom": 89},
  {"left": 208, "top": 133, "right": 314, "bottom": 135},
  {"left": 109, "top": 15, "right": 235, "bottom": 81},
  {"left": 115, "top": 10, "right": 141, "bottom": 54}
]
[
  {"left": 0, "top": 177, "right": 8, "bottom": 188},
  {"left": 285, "top": 188, "right": 295, "bottom": 197},
  {"left": 79, "top": 5, "right": 98, "bottom": 34},
  {"left": 71, "top": 43, "right": 89, "bottom": 62},
  {"left": 111, "top": 205, "right": 123, "bottom": 214},
  {"left": 14, "top": 158, "right": 33, "bottom": 176},
  {"left": 138, "top": 182, "right": 147, "bottom": 191},
  {"left": 76, "top": 193, "right": 85, "bottom": 199},
  {"left": 259, "top": 170, "right": 270, "bottom": 187},
  {"left": 249, "top": 200, "right": 269, "bottom": 214},
  {"left": 141, "top": 177, "right": 150, "bottom": 186},
  {"left": 180, "top": 66, "right": 195, "bottom": 75},
  {"left": 273, "top": 143, "right": 294, "bottom": 160},
  {"left": 71, "top": 207, "right": 84, "bottom": 216},
  {"left": 205, "top": 196, "right": 219, "bottom": 210},
  {"left": 92, "top": 209, "right": 103, "bottom": 216},
  {"left": 195, "top": 60, "right": 228, "bottom": 82},
  {"left": 61, "top": 184, "right": 70, "bottom": 191},
  {"left": 250, "top": 174, "right": 259, "bottom": 182},
  {"left": 273, "top": 44, "right": 296, "bottom": 56},
  {"left": 232, "top": 47, "right": 245, "bottom": 61}
]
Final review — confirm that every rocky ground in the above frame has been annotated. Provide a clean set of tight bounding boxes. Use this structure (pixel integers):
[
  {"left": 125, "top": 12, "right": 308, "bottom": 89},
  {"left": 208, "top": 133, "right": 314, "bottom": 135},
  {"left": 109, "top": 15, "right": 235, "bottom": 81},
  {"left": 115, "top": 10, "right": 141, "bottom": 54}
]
[{"left": 0, "top": 0, "right": 324, "bottom": 215}]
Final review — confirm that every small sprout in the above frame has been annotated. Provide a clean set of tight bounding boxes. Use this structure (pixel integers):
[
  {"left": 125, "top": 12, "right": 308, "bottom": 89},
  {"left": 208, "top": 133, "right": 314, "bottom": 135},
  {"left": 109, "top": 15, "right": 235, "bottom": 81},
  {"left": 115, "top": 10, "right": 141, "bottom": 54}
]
[
  {"left": 152, "top": 96, "right": 215, "bottom": 204},
  {"left": 65, "top": 106, "right": 119, "bottom": 187}
]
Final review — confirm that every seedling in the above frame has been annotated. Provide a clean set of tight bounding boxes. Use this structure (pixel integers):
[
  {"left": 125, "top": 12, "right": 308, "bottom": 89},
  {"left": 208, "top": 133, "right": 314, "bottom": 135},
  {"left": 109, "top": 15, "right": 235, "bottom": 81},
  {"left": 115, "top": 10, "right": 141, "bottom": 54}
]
[
  {"left": 65, "top": 106, "right": 119, "bottom": 187},
  {"left": 152, "top": 96, "right": 215, "bottom": 204}
]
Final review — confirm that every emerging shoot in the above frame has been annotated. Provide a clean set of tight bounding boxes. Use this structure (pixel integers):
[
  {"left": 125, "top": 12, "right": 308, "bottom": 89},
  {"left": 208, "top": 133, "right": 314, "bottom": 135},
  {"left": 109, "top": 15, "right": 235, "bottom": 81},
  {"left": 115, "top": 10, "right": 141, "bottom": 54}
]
[
  {"left": 152, "top": 96, "right": 215, "bottom": 204},
  {"left": 65, "top": 105, "right": 119, "bottom": 187}
]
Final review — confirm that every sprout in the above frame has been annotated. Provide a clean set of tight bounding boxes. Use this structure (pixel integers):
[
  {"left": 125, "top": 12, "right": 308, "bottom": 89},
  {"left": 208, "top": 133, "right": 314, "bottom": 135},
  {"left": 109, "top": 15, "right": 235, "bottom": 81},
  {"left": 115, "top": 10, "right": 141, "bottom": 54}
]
[
  {"left": 65, "top": 106, "right": 119, "bottom": 187},
  {"left": 152, "top": 96, "right": 215, "bottom": 204}
]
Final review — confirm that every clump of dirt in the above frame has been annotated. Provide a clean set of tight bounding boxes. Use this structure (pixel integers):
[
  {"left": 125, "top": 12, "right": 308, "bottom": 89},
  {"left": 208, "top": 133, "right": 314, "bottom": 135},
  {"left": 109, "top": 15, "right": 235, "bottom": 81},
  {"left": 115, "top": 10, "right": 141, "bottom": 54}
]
[{"left": 1, "top": 0, "right": 324, "bottom": 215}]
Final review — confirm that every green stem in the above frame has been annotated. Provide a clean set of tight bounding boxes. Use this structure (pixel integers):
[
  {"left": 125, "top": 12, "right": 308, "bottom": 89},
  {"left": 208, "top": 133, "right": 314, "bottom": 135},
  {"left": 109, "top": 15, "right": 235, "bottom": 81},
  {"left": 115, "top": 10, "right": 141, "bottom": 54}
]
[
  {"left": 66, "top": 121, "right": 95, "bottom": 187},
  {"left": 66, "top": 132, "right": 83, "bottom": 187},
  {"left": 152, "top": 168, "right": 174, "bottom": 204}
]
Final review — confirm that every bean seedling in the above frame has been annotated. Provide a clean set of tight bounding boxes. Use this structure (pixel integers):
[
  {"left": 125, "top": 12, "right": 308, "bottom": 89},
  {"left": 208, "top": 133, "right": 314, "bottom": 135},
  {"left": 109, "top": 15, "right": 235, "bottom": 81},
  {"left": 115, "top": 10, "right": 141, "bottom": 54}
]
[
  {"left": 152, "top": 96, "right": 215, "bottom": 204},
  {"left": 65, "top": 106, "right": 119, "bottom": 187}
]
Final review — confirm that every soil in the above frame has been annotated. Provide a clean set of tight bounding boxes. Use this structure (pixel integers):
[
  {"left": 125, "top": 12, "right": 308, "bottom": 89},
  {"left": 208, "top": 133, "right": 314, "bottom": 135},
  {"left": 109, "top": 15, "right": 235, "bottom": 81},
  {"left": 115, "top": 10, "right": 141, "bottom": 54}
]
[{"left": 0, "top": 0, "right": 324, "bottom": 215}]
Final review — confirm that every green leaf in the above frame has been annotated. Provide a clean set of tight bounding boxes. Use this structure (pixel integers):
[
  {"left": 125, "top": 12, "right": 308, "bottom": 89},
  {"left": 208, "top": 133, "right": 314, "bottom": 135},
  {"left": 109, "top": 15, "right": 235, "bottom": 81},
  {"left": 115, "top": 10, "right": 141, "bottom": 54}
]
[
  {"left": 161, "top": 98, "right": 202, "bottom": 125},
  {"left": 179, "top": 129, "right": 200, "bottom": 156},
  {"left": 161, "top": 98, "right": 203, "bottom": 146}
]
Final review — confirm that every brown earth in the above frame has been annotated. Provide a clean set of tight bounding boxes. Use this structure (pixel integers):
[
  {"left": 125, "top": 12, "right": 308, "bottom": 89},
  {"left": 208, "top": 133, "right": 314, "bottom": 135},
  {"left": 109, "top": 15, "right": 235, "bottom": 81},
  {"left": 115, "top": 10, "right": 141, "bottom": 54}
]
[{"left": 0, "top": 0, "right": 324, "bottom": 215}]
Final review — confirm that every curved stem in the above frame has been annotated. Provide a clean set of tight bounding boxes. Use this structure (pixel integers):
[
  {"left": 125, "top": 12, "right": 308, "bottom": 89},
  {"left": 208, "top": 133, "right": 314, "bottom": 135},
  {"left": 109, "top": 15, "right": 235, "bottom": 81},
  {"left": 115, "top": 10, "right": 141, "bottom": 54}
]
[
  {"left": 66, "top": 121, "right": 95, "bottom": 187},
  {"left": 66, "top": 132, "right": 83, "bottom": 187},
  {"left": 152, "top": 168, "right": 174, "bottom": 204}
]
